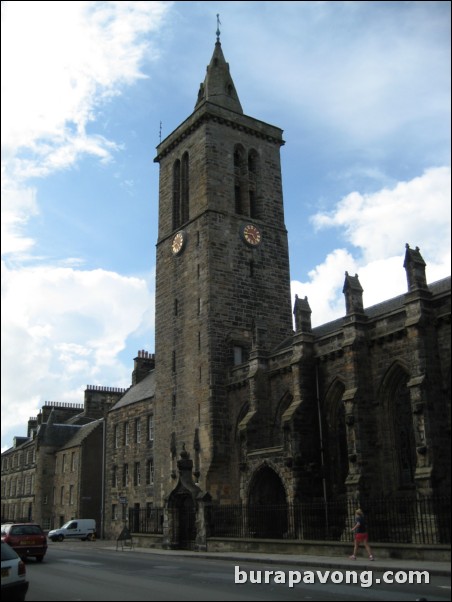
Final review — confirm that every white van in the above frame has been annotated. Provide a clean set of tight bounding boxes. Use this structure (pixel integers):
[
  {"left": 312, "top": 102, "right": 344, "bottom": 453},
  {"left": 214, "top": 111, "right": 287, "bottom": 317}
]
[{"left": 48, "top": 519, "right": 96, "bottom": 542}]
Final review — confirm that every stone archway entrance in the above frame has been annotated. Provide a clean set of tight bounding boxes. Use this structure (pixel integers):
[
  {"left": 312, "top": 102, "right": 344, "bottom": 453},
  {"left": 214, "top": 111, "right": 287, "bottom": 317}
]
[
  {"left": 248, "top": 465, "right": 288, "bottom": 538},
  {"left": 168, "top": 492, "right": 196, "bottom": 549},
  {"left": 165, "top": 448, "right": 211, "bottom": 550}
]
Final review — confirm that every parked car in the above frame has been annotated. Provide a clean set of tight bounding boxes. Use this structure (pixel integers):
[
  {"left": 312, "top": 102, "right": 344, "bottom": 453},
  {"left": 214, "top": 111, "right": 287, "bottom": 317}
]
[
  {"left": 1, "top": 542, "right": 29, "bottom": 601},
  {"left": 1, "top": 524, "right": 47, "bottom": 562},
  {"left": 48, "top": 519, "right": 96, "bottom": 542}
]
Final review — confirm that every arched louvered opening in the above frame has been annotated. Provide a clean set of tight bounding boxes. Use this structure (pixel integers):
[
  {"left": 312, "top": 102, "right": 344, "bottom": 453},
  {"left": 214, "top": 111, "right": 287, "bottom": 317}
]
[
  {"left": 181, "top": 152, "right": 189, "bottom": 224},
  {"left": 248, "top": 149, "right": 261, "bottom": 219},
  {"left": 233, "top": 145, "right": 246, "bottom": 215},
  {"left": 172, "top": 159, "right": 181, "bottom": 230}
]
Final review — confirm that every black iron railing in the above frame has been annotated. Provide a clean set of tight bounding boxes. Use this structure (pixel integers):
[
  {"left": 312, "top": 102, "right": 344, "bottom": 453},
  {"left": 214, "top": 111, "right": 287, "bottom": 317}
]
[
  {"left": 209, "top": 496, "right": 450, "bottom": 545},
  {"left": 129, "top": 507, "right": 164, "bottom": 534},
  {"left": 130, "top": 496, "right": 450, "bottom": 545}
]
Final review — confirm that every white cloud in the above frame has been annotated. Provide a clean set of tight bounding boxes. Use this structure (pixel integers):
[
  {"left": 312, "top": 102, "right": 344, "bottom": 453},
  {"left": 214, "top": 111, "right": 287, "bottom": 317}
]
[
  {"left": 1, "top": 1, "right": 169, "bottom": 158},
  {"left": 292, "top": 167, "right": 451, "bottom": 326},
  {"left": 230, "top": 2, "right": 450, "bottom": 157},
  {"left": 312, "top": 167, "right": 451, "bottom": 264},
  {"left": 1, "top": 1, "right": 170, "bottom": 447},
  {"left": 1, "top": 185, "right": 39, "bottom": 256},
  {"left": 1, "top": 263, "right": 154, "bottom": 441},
  {"left": 292, "top": 248, "right": 357, "bottom": 325},
  {"left": 1, "top": 0, "right": 171, "bottom": 254}
]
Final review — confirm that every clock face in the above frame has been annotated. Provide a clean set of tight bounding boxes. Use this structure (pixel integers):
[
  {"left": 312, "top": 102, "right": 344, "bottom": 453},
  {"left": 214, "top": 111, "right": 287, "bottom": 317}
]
[
  {"left": 172, "top": 231, "right": 186, "bottom": 255},
  {"left": 242, "top": 224, "right": 262, "bottom": 247}
]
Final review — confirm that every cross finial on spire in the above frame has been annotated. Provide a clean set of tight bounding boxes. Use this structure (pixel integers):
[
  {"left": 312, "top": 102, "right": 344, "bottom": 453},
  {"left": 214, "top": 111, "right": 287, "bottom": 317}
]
[{"left": 216, "top": 14, "right": 221, "bottom": 42}]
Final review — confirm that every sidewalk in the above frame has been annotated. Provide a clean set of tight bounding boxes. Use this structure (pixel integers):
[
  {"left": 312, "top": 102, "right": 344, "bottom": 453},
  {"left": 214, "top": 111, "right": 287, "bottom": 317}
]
[{"left": 91, "top": 540, "right": 451, "bottom": 577}]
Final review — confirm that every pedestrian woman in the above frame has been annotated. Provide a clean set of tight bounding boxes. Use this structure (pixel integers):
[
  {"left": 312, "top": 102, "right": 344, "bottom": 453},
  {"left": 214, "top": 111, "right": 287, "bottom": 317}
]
[{"left": 350, "top": 508, "right": 374, "bottom": 560}]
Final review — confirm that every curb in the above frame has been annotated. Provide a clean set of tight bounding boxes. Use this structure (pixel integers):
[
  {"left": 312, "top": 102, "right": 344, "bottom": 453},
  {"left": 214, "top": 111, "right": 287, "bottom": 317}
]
[{"left": 91, "top": 543, "right": 451, "bottom": 577}]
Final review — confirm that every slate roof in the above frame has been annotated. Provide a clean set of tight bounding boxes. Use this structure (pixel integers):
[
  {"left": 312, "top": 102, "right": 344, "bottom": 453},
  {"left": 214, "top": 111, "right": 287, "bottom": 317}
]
[
  {"left": 312, "top": 276, "right": 450, "bottom": 339},
  {"left": 59, "top": 419, "right": 103, "bottom": 450},
  {"left": 110, "top": 370, "right": 155, "bottom": 411},
  {"left": 37, "top": 422, "right": 82, "bottom": 447},
  {"left": 273, "top": 276, "right": 450, "bottom": 349}
]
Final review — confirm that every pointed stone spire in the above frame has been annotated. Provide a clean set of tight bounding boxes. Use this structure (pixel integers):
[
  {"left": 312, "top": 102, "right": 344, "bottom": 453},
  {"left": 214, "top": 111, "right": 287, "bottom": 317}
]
[
  {"left": 195, "top": 20, "right": 243, "bottom": 114},
  {"left": 403, "top": 243, "right": 428, "bottom": 291},
  {"left": 343, "top": 272, "right": 364, "bottom": 315},
  {"left": 293, "top": 295, "right": 312, "bottom": 333}
]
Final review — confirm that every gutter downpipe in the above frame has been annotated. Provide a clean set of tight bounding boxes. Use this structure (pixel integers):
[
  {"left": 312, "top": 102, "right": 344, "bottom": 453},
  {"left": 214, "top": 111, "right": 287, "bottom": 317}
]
[
  {"left": 100, "top": 416, "right": 106, "bottom": 539},
  {"left": 315, "top": 362, "right": 329, "bottom": 535}
]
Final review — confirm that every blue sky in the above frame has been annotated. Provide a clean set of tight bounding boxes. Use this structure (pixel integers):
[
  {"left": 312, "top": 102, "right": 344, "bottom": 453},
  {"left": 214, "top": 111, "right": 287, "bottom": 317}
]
[{"left": 1, "top": 1, "right": 450, "bottom": 450}]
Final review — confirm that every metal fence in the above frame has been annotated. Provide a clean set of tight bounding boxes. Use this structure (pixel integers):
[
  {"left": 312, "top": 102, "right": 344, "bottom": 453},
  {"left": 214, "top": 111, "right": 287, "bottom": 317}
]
[
  {"left": 130, "top": 496, "right": 450, "bottom": 545},
  {"left": 129, "top": 507, "right": 164, "bottom": 534},
  {"left": 208, "top": 496, "right": 450, "bottom": 545}
]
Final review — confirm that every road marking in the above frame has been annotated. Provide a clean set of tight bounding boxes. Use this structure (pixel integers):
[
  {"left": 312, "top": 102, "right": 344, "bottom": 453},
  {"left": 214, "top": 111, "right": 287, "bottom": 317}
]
[{"left": 60, "top": 559, "right": 103, "bottom": 566}]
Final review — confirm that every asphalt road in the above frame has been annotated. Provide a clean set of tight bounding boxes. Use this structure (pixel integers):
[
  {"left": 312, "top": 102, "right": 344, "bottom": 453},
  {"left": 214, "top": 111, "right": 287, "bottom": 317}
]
[{"left": 23, "top": 542, "right": 450, "bottom": 601}]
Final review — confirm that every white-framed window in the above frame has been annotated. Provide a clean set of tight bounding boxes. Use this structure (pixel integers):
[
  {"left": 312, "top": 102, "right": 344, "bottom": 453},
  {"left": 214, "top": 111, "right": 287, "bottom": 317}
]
[{"left": 124, "top": 422, "right": 130, "bottom": 447}]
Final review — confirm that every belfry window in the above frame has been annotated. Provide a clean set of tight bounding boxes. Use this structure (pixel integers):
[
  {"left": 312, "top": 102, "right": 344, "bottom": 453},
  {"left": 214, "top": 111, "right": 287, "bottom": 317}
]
[
  {"left": 248, "top": 149, "right": 261, "bottom": 219},
  {"left": 234, "top": 145, "right": 246, "bottom": 215},
  {"left": 181, "top": 152, "right": 189, "bottom": 223},
  {"left": 172, "top": 160, "right": 181, "bottom": 229},
  {"left": 172, "top": 153, "right": 190, "bottom": 229},
  {"left": 233, "top": 145, "right": 261, "bottom": 218}
]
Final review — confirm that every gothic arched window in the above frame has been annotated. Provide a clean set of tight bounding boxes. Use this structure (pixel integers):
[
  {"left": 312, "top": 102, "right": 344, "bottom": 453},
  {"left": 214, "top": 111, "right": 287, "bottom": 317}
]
[
  {"left": 394, "top": 378, "right": 416, "bottom": 487},
  {"left": 379, "top": 364, "right": 416, "bottom": 493},
  {"left": 324, "top": 380, "right": 348, "bottom": 497},
  {"left": 181, "top": 152, "right": 189, "bottom": 224},
  {"left": 172, "top": 159, "right": 181, "bottom": 230},
  {"left": 248, "top": 149, "right": 260, "bottom": 219},
  {"left": 233, "top": 145, "right": 246, "bottom": 215}
]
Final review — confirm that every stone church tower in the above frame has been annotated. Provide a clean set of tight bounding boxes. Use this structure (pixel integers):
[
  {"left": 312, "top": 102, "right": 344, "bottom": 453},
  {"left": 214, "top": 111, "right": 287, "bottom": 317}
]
[
  {"left": 148, "top": 32, "right": 450, "bottom": 549},
  {"left": 153, "top": 34, "right": 293, "bottom": 504}
]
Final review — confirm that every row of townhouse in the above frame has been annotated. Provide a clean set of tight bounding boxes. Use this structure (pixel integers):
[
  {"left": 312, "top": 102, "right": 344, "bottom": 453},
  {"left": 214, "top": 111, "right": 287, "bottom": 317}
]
[{"left": 1, "top": 388, "right": 124, "bottom": 531}]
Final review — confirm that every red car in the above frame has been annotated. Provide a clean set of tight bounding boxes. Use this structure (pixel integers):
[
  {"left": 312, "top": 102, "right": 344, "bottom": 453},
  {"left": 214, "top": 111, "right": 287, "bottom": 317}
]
[{"left": 1, "top": 523, "right": 47, "bottom": 562}]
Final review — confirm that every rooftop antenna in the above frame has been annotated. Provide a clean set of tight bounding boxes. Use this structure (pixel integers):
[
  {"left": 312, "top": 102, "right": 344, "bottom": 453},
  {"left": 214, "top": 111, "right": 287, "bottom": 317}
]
[
  {"left": 159, "top": 121, "right": 162, "bottom": 143},
  {"left": 216, "top": 13, "right": 221, "bottom": 42}
]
